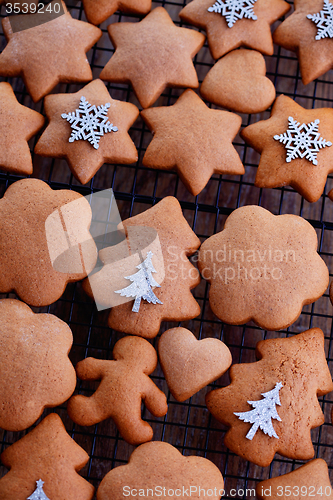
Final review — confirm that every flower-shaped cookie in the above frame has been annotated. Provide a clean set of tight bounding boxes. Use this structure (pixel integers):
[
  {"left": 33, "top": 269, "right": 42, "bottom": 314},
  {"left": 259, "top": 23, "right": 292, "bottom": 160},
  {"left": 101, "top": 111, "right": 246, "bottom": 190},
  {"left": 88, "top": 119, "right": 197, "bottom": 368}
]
[
  {"left": 0, "top": 299, "right": 76, "bottom": 431},
  {"left": 179, "top": 0, "right": 290, "bottom": 60},
  {"left": 241, "top": 95, "right": 333, "bottom": 203},
  {"left": 273, "top": 0, "right": 333, "bottom": 85},
  {"left": 198, "top": 205, "right": 329, "bottom": 330},
  {"left": 100, "top": 7, "right": 205, "bottom": 108},
  {"left": 82, "top": 0, "right": 151, "bottom": 25}
]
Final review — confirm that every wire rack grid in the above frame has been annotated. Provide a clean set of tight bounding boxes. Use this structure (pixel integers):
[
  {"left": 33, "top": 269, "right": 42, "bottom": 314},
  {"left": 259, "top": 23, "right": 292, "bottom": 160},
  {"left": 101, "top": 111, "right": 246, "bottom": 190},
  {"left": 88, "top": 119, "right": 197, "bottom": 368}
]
[{"left": 0, "top": 0, "right": 332, "bottom": 497}]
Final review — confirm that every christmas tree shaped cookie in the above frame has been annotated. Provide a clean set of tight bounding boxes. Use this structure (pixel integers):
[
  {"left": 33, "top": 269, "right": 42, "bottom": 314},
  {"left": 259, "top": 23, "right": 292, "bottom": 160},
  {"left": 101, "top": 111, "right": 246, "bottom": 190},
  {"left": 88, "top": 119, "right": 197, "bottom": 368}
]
[
  {"left": 83, "top": 196, "right": 201, "bottom": 338},
  {"left": 35, "top": 79, "right": 139, "bottom": 185},
  {"left": 68, "top": 336, "right": 168, "bottom": 445},
  {"left": 257, "top": 459, "right": 333, "bottom": 500},
  {"left": 0, "top": 178, "right": 97, "bottom": 307},
  {"left": 82, "top": 0, "right": 151, "bottom": 26},
  {"left": 0, "top": 413, "right": 95, "bottom": 500},
  {"left": 100, "top": 7, "right": 205, "bottom": 108},
  {"left": 0, "top": 1, "right": 102, "bottom": 102},
  {"left": 97, "top": 442, "right": 224, "bottom": 500},
  {"left": 141, "top": 89, "right": 244, "bottom": 196},
  {"left": 179, "top": 0, "right": 290, "bottom": 60},
  {"left": 273, "top": 0, "right": 333, "bottom": 85},
  {"left": 206, "top": 328, "right": 333, "bottom": 467},
  {"left": 241, "top": 95, "right": 333, "bottom": 203}
]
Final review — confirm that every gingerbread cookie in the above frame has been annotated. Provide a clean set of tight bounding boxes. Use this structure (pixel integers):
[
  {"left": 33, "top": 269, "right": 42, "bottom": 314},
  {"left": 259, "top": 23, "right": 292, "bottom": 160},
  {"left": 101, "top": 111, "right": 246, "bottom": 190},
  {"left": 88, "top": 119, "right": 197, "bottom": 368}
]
[
  {"left": 179, "top": 0, "right": 290, "bottom": 60},
  {"left": 158, "top": 327, "right": 232, "bottom": 402},
  {"left": 0, "top": 1, "right": 102, "bottom": 102},
  {"left": 0, "top": 178, "right": 97, "bottom": 306},
  {"left": 82, "top": 0, "right": 151, "bottom": 26},
  {"left": 200, "top": 49, "right": 276, "bottom": 114},
  {"left": 241, "top": 95, "right": 333, "bottom": 202},
  {"left": 273, "top": 0, "right": 333, "bottom": 86},
  {"left": 35, "top": 79, "right": 139, "bottom": 185},
  {"left": 206, "top": 328, "right": 333, "bottom": 467},
  {"left": 83, "top": 196, "right": 201, "bottom": 338},
  {"left": 97, "top": 441, "right": 224, "bottom": 500},
  {"left": 0, "top": 413, "right": 95, "bottom": 500},
  {"left": 257, "top": 459, "right": 333, "bottom": 500},
  {"left": 141, "top": 89, "right": 244, "bottom": 196},
  {"left": 0, "top": 299, "right": 76, "bottom": 431},
  {"left": 198, "top": 205, "right": 329, "bottom": 331},
  {"left": 100, "top": 7, "right": 205, "bottom": 109},
  {"left": 0, "top": 82, "right": 44, "bottom": 175},
  {"left": 68, "top": 336, "right": 168, "bottom": 445}
]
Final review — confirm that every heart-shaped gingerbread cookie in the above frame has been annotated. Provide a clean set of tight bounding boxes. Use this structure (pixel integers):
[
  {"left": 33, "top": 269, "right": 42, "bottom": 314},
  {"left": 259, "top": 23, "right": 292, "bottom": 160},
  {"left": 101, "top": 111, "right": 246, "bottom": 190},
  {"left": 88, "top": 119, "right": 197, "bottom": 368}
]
[
  {"left": 201, "top": 49, "right": 276, "bottom": 114},
  {"left": 158, "top": 327, "right": 232, "bottom": 402}
]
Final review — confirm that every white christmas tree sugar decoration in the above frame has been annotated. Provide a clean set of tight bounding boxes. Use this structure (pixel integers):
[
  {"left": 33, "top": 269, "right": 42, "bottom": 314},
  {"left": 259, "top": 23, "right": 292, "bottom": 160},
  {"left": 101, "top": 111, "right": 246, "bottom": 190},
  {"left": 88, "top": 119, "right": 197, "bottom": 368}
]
[
  {"left": 234, "top": 382, "right": 283, "bottom": 441},
  {"left": 27, "top": 479, "right": 50, "bottom": 500},
  {"left": 307, "top": 0, "right": 333, "bottom": 40},
  {"left": 61, "top": 96, "right": 118, "bottom": 150},
  {"left": 207, "top": 0, "right": 258, "bottom": 28},
  {"left": 274, "top": 116, "right": 332, "bottom": 165},
  {"left": 115, "top": 250, "right": 163, "bottom": 313}
]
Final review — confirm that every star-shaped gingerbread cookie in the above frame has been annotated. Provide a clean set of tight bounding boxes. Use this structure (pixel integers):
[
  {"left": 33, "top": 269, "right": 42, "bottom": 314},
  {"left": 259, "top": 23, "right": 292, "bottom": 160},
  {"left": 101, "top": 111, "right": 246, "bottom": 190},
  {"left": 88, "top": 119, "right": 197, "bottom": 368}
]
[
  {"left": 35, "top": 79, "right": 139, "bottom": 185},
  {"left": 0, "top": 1, "right": 102, "bottom": 102},
  {"left": 179, "top": 0, "right": 290, "bottom": 60},
  {"left": 0, "top": 82, "right": 44, "bottom": 175},
  {"left": 141, "top": 89, "right": 244, "bottom": 195},
  {"left": 82, "top": 0, "right": 151, "bottom": 25},
  {"left": 100, "top": 7, "right": 205, "bottom": 109},
  {"left": 241, "top": 94, "right": 333, "bottom": 202},
  {"left": 273, "top": 0, "right": 333, "bottom": 85}
]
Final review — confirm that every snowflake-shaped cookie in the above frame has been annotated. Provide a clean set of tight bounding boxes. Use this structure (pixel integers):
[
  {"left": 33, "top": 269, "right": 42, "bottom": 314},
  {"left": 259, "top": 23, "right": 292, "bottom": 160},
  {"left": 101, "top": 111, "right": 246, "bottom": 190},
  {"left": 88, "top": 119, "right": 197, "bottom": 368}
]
[
  {"left": 62, "top": 96, "right": 118, "bottom": 150},
  {"left": 307, "top": 0, "right": 333, "bottom": 41},
  {"left": 274, "top": 116, "right": 332, "bottom": 165},
  {"left": 207, "top": 0, "right": 258, "bottom": 28}
]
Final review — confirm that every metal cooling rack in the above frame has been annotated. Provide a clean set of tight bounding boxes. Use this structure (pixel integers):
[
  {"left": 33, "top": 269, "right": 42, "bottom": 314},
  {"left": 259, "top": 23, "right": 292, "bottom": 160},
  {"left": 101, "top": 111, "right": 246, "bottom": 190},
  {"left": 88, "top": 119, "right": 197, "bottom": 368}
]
[{"left": 0, "top": 0, "right": 333, "bottom": 497}]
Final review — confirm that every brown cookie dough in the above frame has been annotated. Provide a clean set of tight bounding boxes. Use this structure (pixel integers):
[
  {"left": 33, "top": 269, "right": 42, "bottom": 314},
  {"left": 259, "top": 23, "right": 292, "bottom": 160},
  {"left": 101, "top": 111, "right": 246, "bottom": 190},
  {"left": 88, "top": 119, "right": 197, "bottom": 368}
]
[
  {"left": 0, "top": 178, "right": 97, "bottom": 306},
  {"left": 241, "top": 95, "right": 333, "bottom": 203},
  {"left": 158, "top": 327, "right": 232, "bottom": 402},
  {"left": 141, "top": 89, "right": 244, "bottom": 196},
  {"left": 82, "top": 0, "right": 151, "bottom": 26},
  {"left": 68, "top": 336, "right": 168, "bottom": 445},
  {"left": 0, "top": 82, "right": 44, "bottom": 175},
  {"left": 100, "top": 7, "right": 205, "bottom": 108},
  {"left": 0, "top": 413, "right": 95, "bottom": 500},
  {"left": 97, "top": 441, "right": 224, "bottom": 500},
  {"left": 0, "top": 1, "right": 102, "bottom": 102},
  {"left": 198, "top": 205, "right": 329, "bottom": 331},
  {"left": 200, "top": 49, "right": 276, "bottom": 114},
  {"left": 206, "top": 328, "right": 333, "bottom": 467},
  {"left": 179, "top": 0, "right": 290, "bottom": 60},
  {"left": 35, "top": 79, "right": 139, "bottom": 185},
  {"left": 0, "top": 299, "right": 76, "bottom": 431}
]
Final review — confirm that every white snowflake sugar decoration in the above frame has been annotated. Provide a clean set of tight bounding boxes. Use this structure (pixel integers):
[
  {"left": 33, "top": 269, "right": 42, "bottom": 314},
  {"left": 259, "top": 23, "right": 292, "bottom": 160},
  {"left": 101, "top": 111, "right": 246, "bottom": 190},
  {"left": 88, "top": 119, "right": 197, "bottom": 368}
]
[
  {"left": 61, "top": 96, "right": 118, "bottom": 150},
  {"left": 207, "top": 0, "right": 258, "bottom": 28},
  {"left": 307, "top": 0, "right": 333, "bottom": 40},
  {"left": 274, "top": 116, "right": 332, "bottom": 165}
]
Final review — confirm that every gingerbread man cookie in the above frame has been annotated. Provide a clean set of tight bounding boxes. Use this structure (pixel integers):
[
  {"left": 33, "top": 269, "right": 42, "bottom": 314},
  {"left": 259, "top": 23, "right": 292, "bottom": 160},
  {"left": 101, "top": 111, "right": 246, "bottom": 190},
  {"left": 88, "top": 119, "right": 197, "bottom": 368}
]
[
  {"left": 0, "top": 1, "right": 102, "bottom": 102},
  {"left": 141, "top": 89, "right": 244, "bottom": 196},
  {"left": 35, "top": 79, "right": 139, "bottom": 185},
  {"left": 0, "top": 178, "right": 97, "bottom": 306},
  {"left": 82, "top": 0, "right": 151, "bottom": 26},
  {"left": 0, "top": 299, "right": 76, "bottom": 431},
  {"left": 68, "top": 336, "right": 168, "bottom": 445},
  {"left": 97, "top": 441, "right": 224, "bottom": 500},
  {"left": 198, "top": 205, "right": 329, "bottom": 331},
  {"left": 179, "top": 0, "right": 290, "bottom": 60},
  {"left": 0, "top": 413, "right": 95, "bottom": 500},
  {"left": 206, "top": 328, "right": 333, "bottom": 467},
  {"left": 100, "top": 7, "right": 205, "bottom": 108},
  {"left": 241, "top": 95, "right": 333, "bottom": 203}
]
